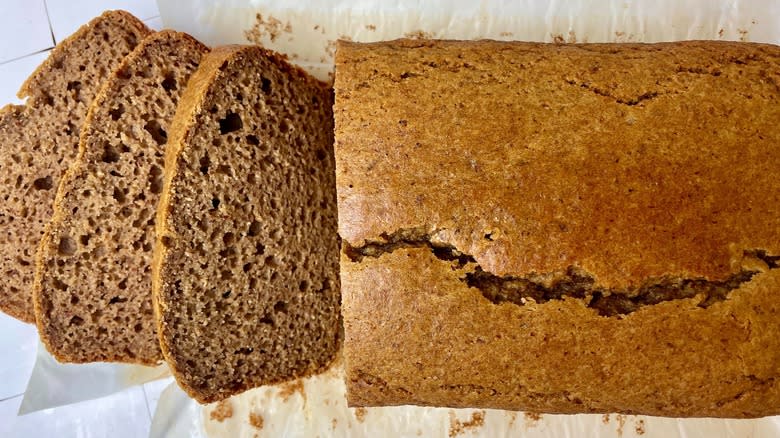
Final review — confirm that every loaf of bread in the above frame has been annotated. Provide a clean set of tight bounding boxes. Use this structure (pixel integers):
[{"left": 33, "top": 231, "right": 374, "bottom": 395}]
[
  {"left": 0, "top": 11, "right": 150, "bottom": 323},
  {"left": 334, "top": 39, "right": 780, "bottom": 418},
  {"left": 153, "top": 45, "right": 340, "bottom": 403}
]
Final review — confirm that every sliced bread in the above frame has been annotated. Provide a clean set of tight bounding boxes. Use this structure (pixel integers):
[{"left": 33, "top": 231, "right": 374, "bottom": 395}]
[
  {"left": 153, "top": 45, "right": 340, "bottom": 402},
  {"left": 0, "top": 11, "right": 150, "bottom": 323},
  {"left": 33, "top": 31, "right": 209, "bottom": 365}
]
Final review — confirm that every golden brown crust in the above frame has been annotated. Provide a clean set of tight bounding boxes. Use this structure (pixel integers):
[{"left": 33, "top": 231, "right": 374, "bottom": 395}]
[
  {"left": 335, "top": 39, "right": 780, "bottom": 417},
  {"left": 335, "top": 39, "right": 780, "bottom": 286}
]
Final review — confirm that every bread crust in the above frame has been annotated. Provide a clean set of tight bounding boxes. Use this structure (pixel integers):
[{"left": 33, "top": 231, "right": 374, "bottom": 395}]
[{"left": 334, "top": 39, "right": 780, "bottom": 417}]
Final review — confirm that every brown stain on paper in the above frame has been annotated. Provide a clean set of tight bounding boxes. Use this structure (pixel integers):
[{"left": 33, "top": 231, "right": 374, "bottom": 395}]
[
  {"left": 449, "top": 411, "right": 486, "bottom": 437},
  {"left": 244, "top": 13, "right": 293, "bottom": 45},
  {"left": 209, "top": 400, "right": 233, "bottom": 422}
]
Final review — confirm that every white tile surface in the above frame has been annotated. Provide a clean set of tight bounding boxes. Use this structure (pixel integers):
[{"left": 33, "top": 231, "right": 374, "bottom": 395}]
[
  {"left": 0, "top": 387, "right": 151, "bottom": 438},
  {"left": 0, "top": 0, "right": 53, "bottom": 63},
  {"left": 0, "top": 315, "right": 37, "bottom": 401},
  {"left": 46, "top": 0, "right": 160, "bottom": 43},
  {"left": 0, "top": 50, "right": 50, "bottom": 105}
]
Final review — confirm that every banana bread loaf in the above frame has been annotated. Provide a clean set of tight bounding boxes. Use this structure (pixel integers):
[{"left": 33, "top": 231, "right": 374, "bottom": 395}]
[
  {"left": 0, "top": 11, "right": 150, "bottom": 323},
  {"left": 33, "top": 31, "right": 208, "bottom": 365},
  {"left": 334, "top": 39, "right": 780, "bottom": 418},
  {"left": 153, "top": 45, "right": 340, "bottom": 403}
]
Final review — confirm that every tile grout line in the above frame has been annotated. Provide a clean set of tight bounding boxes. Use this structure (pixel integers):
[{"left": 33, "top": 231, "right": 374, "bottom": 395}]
[
  {"left": 42, "top": 0, "right": 57, "bottom": 46},
  {"left": 0, "top": 48, "right": 53, "bottom": 67},
  {"left": 0, "top": 393, "right": 23, "bottom": 403}
]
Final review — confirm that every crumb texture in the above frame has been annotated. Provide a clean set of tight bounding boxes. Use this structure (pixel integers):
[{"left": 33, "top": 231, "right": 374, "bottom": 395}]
[
  {"left": 155, "top": 45, "right": 340, "bottom": 403},
  {"left": 34, "top": 31, "right": 207, "bottom": 364},
  {"left": 335, "top": 40, "right": 780, "bottom": 417},
  {"left": 0, "top": 11, "right": 150, "bottom": 322}
]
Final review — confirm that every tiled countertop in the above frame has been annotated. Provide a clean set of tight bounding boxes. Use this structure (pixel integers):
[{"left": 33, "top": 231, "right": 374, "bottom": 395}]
[{"left": 0, "top": 2, "right": 171, "bottom": 437}]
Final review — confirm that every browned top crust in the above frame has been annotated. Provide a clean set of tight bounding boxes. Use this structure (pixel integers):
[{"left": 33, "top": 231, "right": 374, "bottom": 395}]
[
  {"left": 334, "top": 39, "right": 780, "bottom": 418},
  {"left": 335, "top": 39, "right": 780, "bottom": 288}
]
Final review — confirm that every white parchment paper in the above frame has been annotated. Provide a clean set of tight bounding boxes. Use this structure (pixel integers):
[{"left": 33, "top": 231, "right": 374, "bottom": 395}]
[
  {"left": 19, "top": 342, "right": 169, "bottom": 414},
  {"left": 148, "top": 0, "right": 780, "bottom": 436}
]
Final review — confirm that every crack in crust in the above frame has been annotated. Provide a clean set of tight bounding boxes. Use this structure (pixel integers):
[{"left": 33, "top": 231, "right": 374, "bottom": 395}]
[{"left": 344, "top": 228, "right": 777, "bottom": 317}]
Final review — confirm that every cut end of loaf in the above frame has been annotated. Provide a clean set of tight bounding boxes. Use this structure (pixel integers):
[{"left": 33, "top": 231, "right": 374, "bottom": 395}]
[{"left": 155, "top": 45, "right": 340, "bottom": 403}]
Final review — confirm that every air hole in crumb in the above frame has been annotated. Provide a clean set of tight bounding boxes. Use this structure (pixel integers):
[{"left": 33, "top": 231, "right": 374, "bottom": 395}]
[
  {"left": 299, "top": 280, "right": 309, "bottom": 292},
  {"left": 255, "top": 243, "right": 266, "bottom": 255},
  {"left": 274, "top": 301, "right": 288, "bottom": 313},
  {"left": 259, "top": 315, "right": 274, "bottom": 325},
  {"left": 279, "top": 119, "right": 290, "bottom": 133},
  {"left": 236, "top": 347, "right": 253, "bottom": 355},
  {"left": 219, "top": 112, "right": 243, "bottom": 134},
  {"left": 261, "top": 77, "right": 271, "bottom": 93},
  {"left": 109, "top": 104, "right": 124, "bottom": 120},
  {"left": 53, "top": 278, "right": 68, "bottom": 291},
  {"left": 58, "top": 236, "right": 76, "bottom": 256},
  {"left": 144, "top": 120, "right": 168, "bottom": 145},
  {"left": 223, "top": 232, "right": 235, "bottom": 246},
  {"left": 161, "top": 236, "right": 172, "bottom": 247},
  {"left": 248, "top": 221, "right": 262, "bottom": 236},
  {"left": 484, "top": 233, "right": 494, "bottom": 241},
  {"left": 246, "top": 135, "right": 259, "bottom": 145},
  {"left": 133, "top": 323, "right": 143, "bottom": 333},
  {"left": 118, "top": 278, "right": 127, "bottom": 290},
  {"left": 70, "top": 316, "right": 84, "bottom": 326},
  {"left": 113, "top": 187, "right": 126, "bottom": 204},
  {"left": 109, "top": 296, "right": 128, "bottom": 305},
  {"left": 33, "top": 176, "right": 53, "bottom": 190},
  {"left": 315, "top": 149, "right": 327, "bottom": 161},
  {"left": 199, "top": 153, "right": 210, "bottom": 174},
  {"left": 149, "top": 165, "right": 163, "bottom": 194},
  {"left": 222, "top": 290, "right": 232, "bottom": 299},
  {"left": 161, "top": 71, "right": 177, "bottom": 91},
  {"left": 211, "top": 198, "right": 220, "bottom": 209},
  {"left": 265, "top": 255, "right": 280, "bottom": 268},
  {"left": 243, "top": 263, "right": 252, "bottom": 272},
  {"left": 70, "top": 294, "right": 79, "bottom": 304},
  {"left": 80, "top": 234, "right": 91, "bottom": 246},
  {"left": 102, "top": 143, "right": 120, "bottom": 163}
]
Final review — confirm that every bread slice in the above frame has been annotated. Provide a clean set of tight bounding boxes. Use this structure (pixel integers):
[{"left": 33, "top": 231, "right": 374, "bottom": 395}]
[
  {"left": 153, "top": 45, "right": 340, "bottom": 402},
  {"left": 33, "top": 31, "right": 209, "bottom": 365},
  {"left": 0, "top": 11, "right": 150, "bottom": 323}
]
